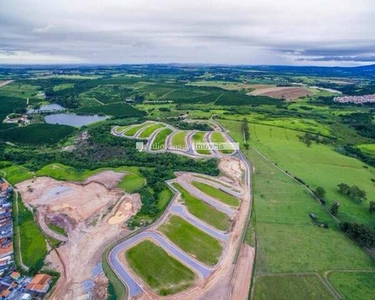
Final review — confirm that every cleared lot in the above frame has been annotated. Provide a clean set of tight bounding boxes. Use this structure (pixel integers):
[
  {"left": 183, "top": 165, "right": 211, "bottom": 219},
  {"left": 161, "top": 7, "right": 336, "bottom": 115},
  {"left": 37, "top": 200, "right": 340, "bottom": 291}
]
[
  {"left": 159, "top": 215, "right": 223, "bottom": 265},
  {"left": 192, "top": 181, "right": 239, "bottom": 207},
  {"left": 126, "top": 240, "right": 197, "bottom": 296}
]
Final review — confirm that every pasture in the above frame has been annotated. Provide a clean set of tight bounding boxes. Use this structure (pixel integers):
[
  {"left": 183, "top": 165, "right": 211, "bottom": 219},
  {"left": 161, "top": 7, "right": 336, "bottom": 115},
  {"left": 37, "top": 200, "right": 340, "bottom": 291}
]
[
  {"left": 159, "top": 215, "right": 223, "bottom": 265},
  {"left": 126, "top": 240, "right": 196, "bottom": 296}
]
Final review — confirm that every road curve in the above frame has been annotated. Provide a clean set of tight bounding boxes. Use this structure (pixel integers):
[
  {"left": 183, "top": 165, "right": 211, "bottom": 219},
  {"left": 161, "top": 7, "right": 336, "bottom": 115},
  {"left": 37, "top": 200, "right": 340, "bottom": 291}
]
[{"left": 109, "top": 231, "right": 213, "bottom": 297}]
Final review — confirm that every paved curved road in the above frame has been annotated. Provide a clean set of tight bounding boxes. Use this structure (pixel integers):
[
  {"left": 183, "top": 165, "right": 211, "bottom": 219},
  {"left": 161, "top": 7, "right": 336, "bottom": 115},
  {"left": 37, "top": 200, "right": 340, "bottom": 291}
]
[{"left": 109, "top": 231, "right": 213, "bottom": 297}]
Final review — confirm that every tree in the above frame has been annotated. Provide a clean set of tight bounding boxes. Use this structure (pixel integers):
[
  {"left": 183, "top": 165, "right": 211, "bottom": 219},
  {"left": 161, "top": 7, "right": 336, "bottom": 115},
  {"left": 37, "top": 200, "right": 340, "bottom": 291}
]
[
  {"left": 242, "top": 118, "right": 250, "bottom": 142},
  {"left": 338, "top": 183, "right": 350, "bottom": 195},
  {"left": 348, "top": 185, "right": 367, "bottom": 203},
  {"left": 330, "top": 202, "right": 340, "bottom": 216},
  {"left": 369, "top": 201, "right": 375, "bottom": 214},
  {"left": 314, "top": 187, "right": 326, "bottom": 199}
]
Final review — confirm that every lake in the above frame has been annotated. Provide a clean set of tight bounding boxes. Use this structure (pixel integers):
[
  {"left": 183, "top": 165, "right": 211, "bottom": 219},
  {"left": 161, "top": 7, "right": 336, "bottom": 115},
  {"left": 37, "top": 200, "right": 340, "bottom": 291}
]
[
  {"left": 27, "top": 103, "right": 65, "bottom": 113},
  {"left": 45, "top": 113, "right": 109, "bottom": 127}
]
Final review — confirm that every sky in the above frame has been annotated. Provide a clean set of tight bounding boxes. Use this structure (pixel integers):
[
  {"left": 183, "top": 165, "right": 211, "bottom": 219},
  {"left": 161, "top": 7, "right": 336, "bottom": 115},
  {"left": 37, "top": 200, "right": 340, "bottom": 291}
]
[{"left": 1, "top": 0, "right": 375, "bottom": 66}]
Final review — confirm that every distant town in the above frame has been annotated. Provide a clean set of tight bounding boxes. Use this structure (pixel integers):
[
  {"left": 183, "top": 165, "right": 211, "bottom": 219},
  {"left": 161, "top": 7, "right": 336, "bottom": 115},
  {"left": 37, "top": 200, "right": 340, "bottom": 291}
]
[{"left": 334, "top": 94, "right": 375, "bottom": 104}]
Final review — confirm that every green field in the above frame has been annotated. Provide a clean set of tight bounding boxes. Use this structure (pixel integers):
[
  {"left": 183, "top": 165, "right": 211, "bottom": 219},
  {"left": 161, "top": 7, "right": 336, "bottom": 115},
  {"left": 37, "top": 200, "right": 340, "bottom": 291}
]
[
  {"left": 328, "top": 272, "right": 375, "bottom": 300},
  {"left": 358, "top": 143, "right": 375, "bottom": 156},
  {"left": 123, "top": 123, "right": 148, "bottom": 136},
  {"left": 210, "top": 132, "right": 234, "bottom": 154},
  {"left": 0, "top": 165, "right": 34, "bottom": 185},
  {"left": 75, "top": 103, "right": 146, "bottom": 117},
  {"left": 156, "top": 188, "right": 173, "bottom": 210},
  {"left": 138, "top": 123, "right": 165, "bottom": 138},
  {"left": 254, "top": 275, "right": 334, "bottom": 300},
  {"left": 171, "top": 131, "right": 188, "bottom": 150},
  {"left": 159, "top": 215, "right": 223, "bottom": 265},
  {"left": 192, "top": 131, "right": 211, "bottom": 155},
  {"left": 117, "top": 173, "right": 145, "bottom": 193},
  {"left": 219, "top": 119, "right": 375, "bottom": 298},
  {"left": 192, "top": 181, "right": 239, "bottom": 207},
  {"left": 15, "top": 194, "right": 47, "bottom": 270},
  {"left": 173, "top": 183, "right": 230, "bottom": 231},
  {"left": 126, "top": 240, "right": 196, "bottom": 295},
  {"left": 151, "top": 128, "right": 173, "bottom": 151}
]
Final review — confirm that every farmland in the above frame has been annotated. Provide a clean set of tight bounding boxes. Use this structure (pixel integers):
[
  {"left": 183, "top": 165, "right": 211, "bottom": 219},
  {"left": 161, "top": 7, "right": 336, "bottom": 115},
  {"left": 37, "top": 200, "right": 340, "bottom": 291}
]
[{"left": 126, "top": 240, "right": 196, "bottom": 295}]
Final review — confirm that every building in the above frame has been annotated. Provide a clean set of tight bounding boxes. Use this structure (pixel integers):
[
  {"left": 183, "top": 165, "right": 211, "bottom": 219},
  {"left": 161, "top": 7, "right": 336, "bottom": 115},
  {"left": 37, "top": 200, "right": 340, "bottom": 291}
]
[
  {"left": 10, "top": 271, "right": 21, "bottom": 281},
  {"left": 26, "top": 274, "right": 52, "bottom": 294}
]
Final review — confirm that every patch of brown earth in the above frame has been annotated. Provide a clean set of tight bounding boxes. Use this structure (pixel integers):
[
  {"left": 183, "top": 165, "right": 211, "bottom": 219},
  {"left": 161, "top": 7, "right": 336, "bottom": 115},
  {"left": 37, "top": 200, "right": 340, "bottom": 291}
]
[
  {"left": 249, "top": 86, "right": 314, "bottom": 100},
  {"left": 84, "top": 170, "right": 125, "bottom": 189}
]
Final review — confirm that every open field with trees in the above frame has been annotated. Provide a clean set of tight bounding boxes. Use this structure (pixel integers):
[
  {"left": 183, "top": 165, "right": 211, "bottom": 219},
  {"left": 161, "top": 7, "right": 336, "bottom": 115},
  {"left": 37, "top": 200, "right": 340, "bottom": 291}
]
[
  {"left": 159, "top": 215, "right": 223, "bottom": 265},
  {"left": 219, "top": 119, "right": 375, "bottom": 299},
  {"left": 126, "top": 240, "right": 196, "bottom": 295},
  {"left": 173, "top": 183, "right": 230, "bottom": 231}
]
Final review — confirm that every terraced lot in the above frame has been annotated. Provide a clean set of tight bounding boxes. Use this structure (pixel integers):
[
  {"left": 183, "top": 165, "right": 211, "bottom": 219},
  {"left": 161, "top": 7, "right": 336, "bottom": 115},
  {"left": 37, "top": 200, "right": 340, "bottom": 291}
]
[
  {"left": 123, "top": 123, "right": 149, "bottom": 136},
  {"left": 210, "top": 131, "right": 235, "bottom": 154},
  {"left": 159, "top": 215, "right": 223, "bottom": 265},
  {"left": 192, "top": 131, "right": 212, "bottom": 155},
  {"left": 170, "top": 131, "right": 188, "bottom": 150},
  {"left": 126, "top": 240, "right": 197, "bottom": 296},
  {"left": 151, "top": 128, "right": 173, "bottom": 151},
  {"left": 192, "top": 181, "right": 240, "bottom": 207},
  {"left": 173, "top": 183, "right": 230, "bottom": 231},
  {"left": 138, "top": 123, "right": 165, "bottom": 139}
]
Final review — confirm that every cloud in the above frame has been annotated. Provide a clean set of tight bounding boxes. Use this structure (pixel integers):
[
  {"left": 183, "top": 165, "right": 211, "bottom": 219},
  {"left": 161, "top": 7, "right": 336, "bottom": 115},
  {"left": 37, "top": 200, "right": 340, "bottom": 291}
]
[{"left": 0, "top": 0, "right": 374, "bottom": 65}]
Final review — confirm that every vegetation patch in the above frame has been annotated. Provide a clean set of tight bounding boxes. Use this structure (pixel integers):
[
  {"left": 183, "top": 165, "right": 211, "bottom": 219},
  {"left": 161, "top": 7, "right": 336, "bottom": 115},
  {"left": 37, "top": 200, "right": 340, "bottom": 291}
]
[
  {"left": 75, "top": 103, "right": 146, "bottom": 117},
  {"left": 328, "top": 272, "right": 375, "bottom": 300},
  {"left": 173, "top": 183, "right": 230, "bottom": 231},
  {"left": 192, "top": 131, "right": 211, "bottom": 155},
  {"left": 192, "top": 181, "right": 239, "bottom": 207},
  {"left": 138, "top": 123, "right": 165, "bottom": 138},
  {"left": 254, "top": 275, "right": 334, "bottom": 300},
  {"left": 0, "top": 124, "right": 75, "bottom": 145},
  {"left": 171, "top": 131, "right": 188, "bottom": 150},
  {"left": 210, "top": 132, "right": 234, "bottom": 154},
  {"left": 159, "top": 215, "right": 223, "bottom": 265},
  {"left": 126, "top": 240, "right": 196, "bottom": 296},
  {"left": 151, "top": 128, "right": 173, "bottom": 151}
]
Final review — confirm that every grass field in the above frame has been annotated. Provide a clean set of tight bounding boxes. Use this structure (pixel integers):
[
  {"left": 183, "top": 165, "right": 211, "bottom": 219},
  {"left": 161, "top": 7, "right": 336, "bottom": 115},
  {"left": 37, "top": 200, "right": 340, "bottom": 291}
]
[
  {"left": 173, "top": 183, "right": 230, "bottom": 231},
  {"left": 123, "top": 123, "right": 148, "bottom": 136},
  {"left": 138, "top": 123, "right": 165, "bottom": 138},
  {"left": 159, "top": 215, "right": 223, "bottom": 265},
  {"left": 16, "top": 194, "right": 47, "bottom": 269},
  {"left": 328, "top": 272, "right": 375, "bottom": 300},
  {"left": 254, "top": 275, "right": 334, "bottom": 300},
  {"left": 126, "top": 240, "right": 196, "bottom": 296},
  {"left": 219, "top": 119, "right": 375, "bottom": 298},
  {"left": 171, "top": 131, "right": 188, "bottom": 150},
  {"left": 245, "top": 122, "right": 375, "bottom": 227},
  {"left": 357, "top": 143, "right": 375, "bottom": 157},
  {"left": 156, "top": 188, "right": 173, "bottom": 210},
  {"left": 210, "top": 131, "right": 234, "bottom": 154},
  {"left": 192, "top": 131, "right": 211, "bottom": 155},
  {"left": 0, "top": 165, "right": 34, "bottom": 185},
  {"left": 117, "top": 173, "right": 145, "bottom": 193},
  {"left": 192, "top": 181, "right": 239, "bottom": 207},
  {"left": 151, "top": 128, "right": 173, "bottom": 151}
]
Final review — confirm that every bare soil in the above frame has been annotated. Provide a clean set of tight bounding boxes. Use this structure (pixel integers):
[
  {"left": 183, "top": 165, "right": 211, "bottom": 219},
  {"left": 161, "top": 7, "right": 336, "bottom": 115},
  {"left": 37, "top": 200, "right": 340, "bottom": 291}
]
[
  {"left": 83, "top": 170, "right": 125, "bottom": 189},
  {"left": 249, "top": 85, "right": 314, "bottom": 100},
  {"left": 16, "top": 173, "right": 141, "bottom": 300}
]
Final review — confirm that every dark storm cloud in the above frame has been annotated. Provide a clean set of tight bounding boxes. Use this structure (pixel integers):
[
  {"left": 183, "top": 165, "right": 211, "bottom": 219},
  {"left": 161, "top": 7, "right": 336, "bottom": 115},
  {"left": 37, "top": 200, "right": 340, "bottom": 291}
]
[{"left": 0, "top": 0, "right": 375, "bottom": 65}]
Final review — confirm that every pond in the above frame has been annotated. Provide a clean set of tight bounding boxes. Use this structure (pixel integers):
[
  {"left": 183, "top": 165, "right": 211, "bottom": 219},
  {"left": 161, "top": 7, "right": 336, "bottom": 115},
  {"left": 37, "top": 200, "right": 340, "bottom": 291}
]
[
  {"left": 45, "top": 113, "right": 109, "bottom": 127},
  {"left": 27, "top": 103, "right": 65, "bottom": 113}
]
